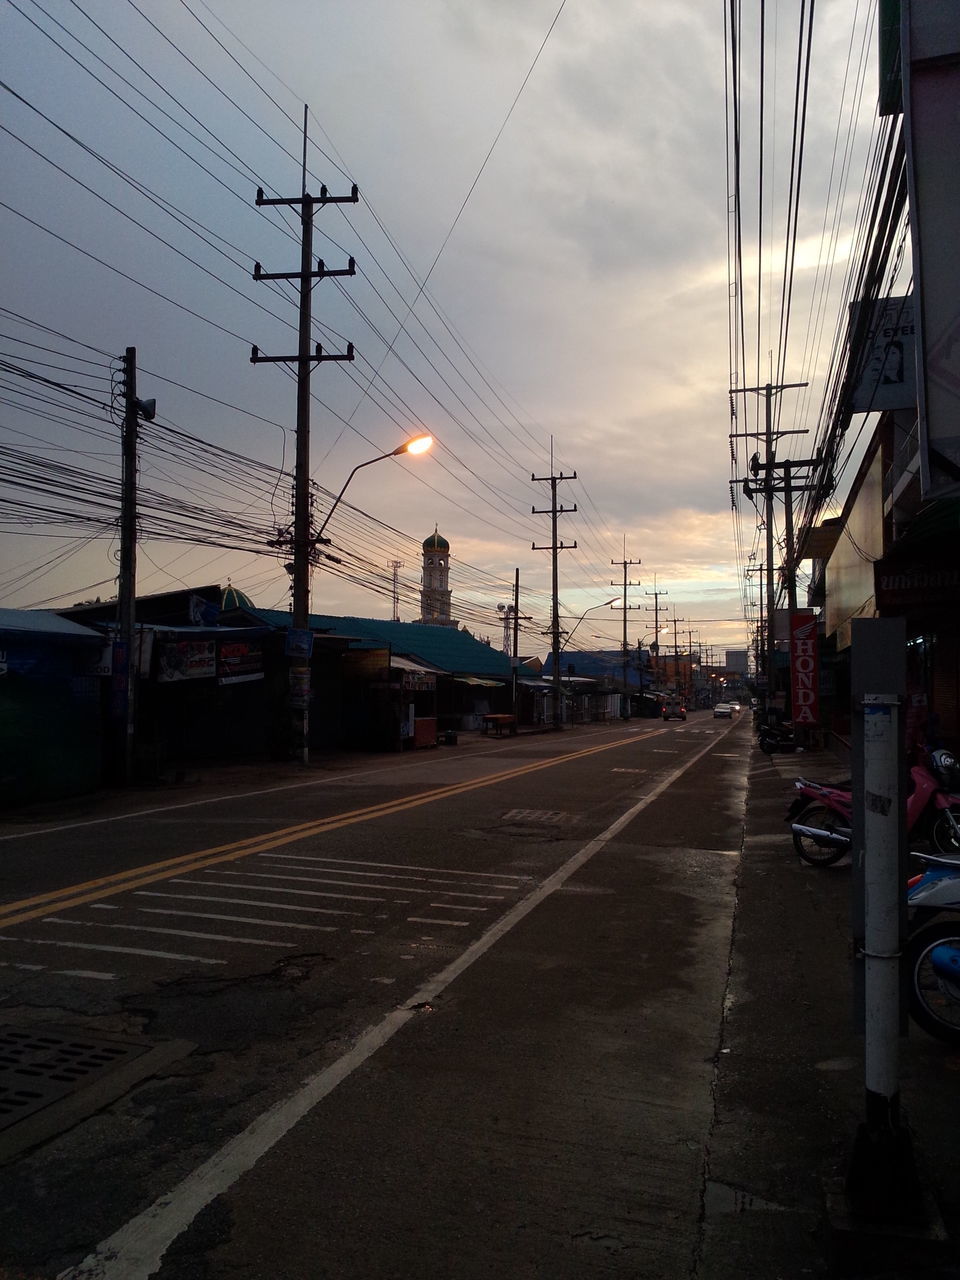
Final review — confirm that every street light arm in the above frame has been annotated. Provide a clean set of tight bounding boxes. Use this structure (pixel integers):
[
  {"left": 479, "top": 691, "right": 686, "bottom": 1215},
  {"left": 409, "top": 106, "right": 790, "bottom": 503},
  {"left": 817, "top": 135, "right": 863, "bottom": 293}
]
[
  {"left": 313, "top": 434, "right": 432, "bottom": 543},
  {"left": 561, "top": 598, "right": 618, "bottom": 652}
]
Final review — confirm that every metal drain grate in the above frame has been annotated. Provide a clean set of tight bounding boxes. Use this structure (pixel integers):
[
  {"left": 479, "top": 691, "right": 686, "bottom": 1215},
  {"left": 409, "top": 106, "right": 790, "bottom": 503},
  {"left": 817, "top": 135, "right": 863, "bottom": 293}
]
[{"left": 0, "top": 1026, "right": 153, "bottom": 1134}]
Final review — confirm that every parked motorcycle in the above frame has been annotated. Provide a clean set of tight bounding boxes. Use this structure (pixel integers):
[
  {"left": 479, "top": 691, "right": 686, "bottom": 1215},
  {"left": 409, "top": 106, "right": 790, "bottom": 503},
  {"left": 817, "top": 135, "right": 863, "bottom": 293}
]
[
  {"left": 906, "top": 850, "right": 960, "bottom": 1045},
  {"left": 786, "top": 747, "right": 960, "bottom": 866},
  {"left": 757, "top": 721, "right": 803, "bottom": 755}
]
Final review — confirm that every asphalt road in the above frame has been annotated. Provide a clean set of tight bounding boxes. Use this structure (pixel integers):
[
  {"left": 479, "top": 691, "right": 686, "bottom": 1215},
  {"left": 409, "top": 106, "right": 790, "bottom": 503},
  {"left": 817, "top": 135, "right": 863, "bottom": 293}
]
[{"left": 0, "top": 711, "right": 748, "bottom": 1278}]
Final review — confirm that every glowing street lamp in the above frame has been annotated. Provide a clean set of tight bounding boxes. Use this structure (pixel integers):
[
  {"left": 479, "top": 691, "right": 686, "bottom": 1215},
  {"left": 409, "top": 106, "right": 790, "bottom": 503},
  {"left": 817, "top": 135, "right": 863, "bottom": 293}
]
[
  {"left": 314, "top": 434, "right": 432, "bottom": 544},
  {"left": 288, "top": 433, "right": 432, "bottom": 765}
]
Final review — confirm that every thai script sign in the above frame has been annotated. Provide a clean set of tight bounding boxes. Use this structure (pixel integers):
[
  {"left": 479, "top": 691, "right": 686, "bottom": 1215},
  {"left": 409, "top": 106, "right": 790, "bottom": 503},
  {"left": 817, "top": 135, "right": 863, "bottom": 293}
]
[{"left": 790, "top": 613, "right": 820, "bottom": 726}]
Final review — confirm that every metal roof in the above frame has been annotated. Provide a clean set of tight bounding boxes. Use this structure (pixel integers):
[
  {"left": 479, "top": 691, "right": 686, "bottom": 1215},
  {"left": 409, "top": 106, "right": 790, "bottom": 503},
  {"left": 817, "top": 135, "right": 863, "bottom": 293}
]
[
  {"left": 0, "top": 608, "right": 103, "bottom": 639},
  {"left": 241, "top": 610, "right": 514, "bottom": 679}
]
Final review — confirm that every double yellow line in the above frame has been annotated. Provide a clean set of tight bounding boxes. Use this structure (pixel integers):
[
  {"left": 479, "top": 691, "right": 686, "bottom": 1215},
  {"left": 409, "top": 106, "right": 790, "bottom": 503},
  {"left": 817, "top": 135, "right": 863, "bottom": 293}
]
[{"left": 0, "top": 730, "right": 655, "bottom": 929}]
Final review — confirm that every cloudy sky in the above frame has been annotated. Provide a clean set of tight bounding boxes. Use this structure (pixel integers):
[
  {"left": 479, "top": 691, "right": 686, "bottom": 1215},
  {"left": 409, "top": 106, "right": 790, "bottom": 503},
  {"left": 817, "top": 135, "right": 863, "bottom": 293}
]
[{"left": 0, "top": 0, "right": 882, "bottom": 660}]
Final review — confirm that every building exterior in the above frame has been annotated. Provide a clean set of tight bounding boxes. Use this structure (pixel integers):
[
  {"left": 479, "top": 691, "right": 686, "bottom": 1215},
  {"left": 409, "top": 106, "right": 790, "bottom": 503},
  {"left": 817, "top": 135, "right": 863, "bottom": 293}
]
[{"left": 417, "top": 527, "right": 458, "bottom": 627}]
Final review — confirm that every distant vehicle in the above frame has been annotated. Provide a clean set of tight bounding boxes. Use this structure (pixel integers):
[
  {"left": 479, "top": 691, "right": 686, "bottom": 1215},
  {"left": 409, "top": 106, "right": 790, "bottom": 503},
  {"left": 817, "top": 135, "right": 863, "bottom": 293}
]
[
  {"left": 713, "top": 702, "right": 733, "bottom": 718},
  {"left": 662, "top": 697, "right": 687, "bottom": 721},
  {"left": 728, "top": 701, "right": 741, "bottom": 712}
]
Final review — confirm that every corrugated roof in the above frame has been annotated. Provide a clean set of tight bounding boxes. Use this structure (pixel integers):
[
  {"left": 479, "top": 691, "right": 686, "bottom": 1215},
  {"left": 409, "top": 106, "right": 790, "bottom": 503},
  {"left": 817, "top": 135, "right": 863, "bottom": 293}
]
[
  {"left": 0, "top": 608, "right": 103, "bottom": 638},
  {"left": 244, "top": 610, "right": 513, "bottom": 678}
]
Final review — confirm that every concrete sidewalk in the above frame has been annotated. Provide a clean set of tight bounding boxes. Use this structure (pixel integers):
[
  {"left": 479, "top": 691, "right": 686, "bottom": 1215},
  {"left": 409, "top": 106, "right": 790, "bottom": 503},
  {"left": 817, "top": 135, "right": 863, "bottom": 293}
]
[{"left": 702, "top": 742, "right": 960, "bottom": 1278}]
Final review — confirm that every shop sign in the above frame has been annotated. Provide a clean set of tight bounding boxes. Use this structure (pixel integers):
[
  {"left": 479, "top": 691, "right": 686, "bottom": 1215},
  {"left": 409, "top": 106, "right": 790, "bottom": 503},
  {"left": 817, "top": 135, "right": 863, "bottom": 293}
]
[
  {"left": 875, "top": 561, "right": 960, "bottom": 611},
  {"left": 218, "top": 639, "right": 264, "bottom": 685},
  {"left": 157, "top": 639, "right": 216, "bottom": 682},
  {"left": 790, "top": 613, "right": 820, "bottom": 726},
  {"left": 401, "top": 671, "right": 435, "bottom": 692}
]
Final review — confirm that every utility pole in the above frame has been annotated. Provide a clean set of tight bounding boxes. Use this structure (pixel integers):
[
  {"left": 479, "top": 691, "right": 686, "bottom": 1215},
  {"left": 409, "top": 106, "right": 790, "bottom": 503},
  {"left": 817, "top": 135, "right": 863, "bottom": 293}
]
[
  {"left": 746, "top": 559, "right": 765, "bottom": 681},
  {"left": 731, "top": 380, "right": 808, "bottom": 715},
  {"left": 251, "top": 111, "right": 358, "bottom": 762},
  {"left": 388, "top": 560, "right": 404, "bottom": 621},
  {"left": 670, "top": 612, "right": 686, "bottom": 694},
  {"left": 611, "top": 552, "right": 642, "bottom": 717},
  {"left": 532, "top": 468, "right": 577, "bottom": 729},
  {"left": 116, "top": 347, "right": 155, "bottom": 784},
  {"left": 645, "top": 579, "right": 669, "bottom": 691}
]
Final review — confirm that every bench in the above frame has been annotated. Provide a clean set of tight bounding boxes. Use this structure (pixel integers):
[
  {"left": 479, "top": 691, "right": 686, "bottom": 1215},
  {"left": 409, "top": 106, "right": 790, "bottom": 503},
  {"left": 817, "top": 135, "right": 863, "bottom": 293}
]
[{"left": 480, "top": 713, "right": 517, "bottom": 737}]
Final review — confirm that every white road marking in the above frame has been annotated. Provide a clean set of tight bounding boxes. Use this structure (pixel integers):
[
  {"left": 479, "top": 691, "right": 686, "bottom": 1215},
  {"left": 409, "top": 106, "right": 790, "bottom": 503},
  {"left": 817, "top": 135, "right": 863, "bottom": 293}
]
[
  {"left": 205, "top": 871, "right": 463, "bottom": 896},
  {"left": 259, "top": 858, "right": 520, "bottom": 890},
  {"left": 61, "top": 970, "right": 117, "bottom": 980},
  {"left": 137, "top": 909, "right": 327, "bottom": 931},
  {"left": 41, "top": 917, "right": 290, "bottom": 949},
  {"left": 258, "top": 853, "right": 528, "bottom": 881},
  {"left": 0, "top": 936, "right": 225, "bottom": 964},
  {"left": 177, "top": 878, "right": 384, "bottom": 903},
  {"left": 59, "top": 732, "right": 723, "bottom": 1280},
  {"left": 134, "top": 890, "right": 362, "bottom": 917},
  {"left": 406, "top": 917, "right": 470, "bottom": 927},
  {"left": 428, "top": 904, "right": 487, "bottom": 912}
]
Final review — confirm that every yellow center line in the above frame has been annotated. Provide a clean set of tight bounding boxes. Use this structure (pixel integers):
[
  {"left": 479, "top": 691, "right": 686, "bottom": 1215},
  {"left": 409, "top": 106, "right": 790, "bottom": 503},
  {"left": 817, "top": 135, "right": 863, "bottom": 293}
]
[{"left": 0, "top": 729, "right": 664, "bottom": 929}]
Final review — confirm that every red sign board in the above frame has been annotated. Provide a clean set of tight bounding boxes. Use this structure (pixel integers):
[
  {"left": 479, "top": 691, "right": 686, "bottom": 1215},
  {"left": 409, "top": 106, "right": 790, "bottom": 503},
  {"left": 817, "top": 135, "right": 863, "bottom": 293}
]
[{"left": 790, "top": 613, "right": 820, "bottom": 726}]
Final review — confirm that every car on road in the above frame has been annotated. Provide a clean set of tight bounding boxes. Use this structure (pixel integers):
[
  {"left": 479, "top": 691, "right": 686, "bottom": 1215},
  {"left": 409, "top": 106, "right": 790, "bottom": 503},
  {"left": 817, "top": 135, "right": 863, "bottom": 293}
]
[
  {"left": 662, "top": 698, "right": 687, "bottom": 721},
  {"left": 713, "top": 702, "right": 733, "bottom": 718}
]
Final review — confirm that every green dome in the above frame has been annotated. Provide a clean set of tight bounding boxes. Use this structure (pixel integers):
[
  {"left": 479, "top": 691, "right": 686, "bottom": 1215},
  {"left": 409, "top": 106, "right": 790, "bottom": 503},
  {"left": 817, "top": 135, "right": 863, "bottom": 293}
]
[
  {"left": 423, "top": 527, "right": 449, "bottom": 552},
  {"left": 221, "top": 582, "right": 254, "bottom": 611}
]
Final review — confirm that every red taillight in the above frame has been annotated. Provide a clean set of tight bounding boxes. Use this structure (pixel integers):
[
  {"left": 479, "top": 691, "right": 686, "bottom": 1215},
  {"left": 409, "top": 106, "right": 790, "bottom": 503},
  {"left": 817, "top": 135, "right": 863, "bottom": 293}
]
[{"left": 907, "top": 874, "right": 923, "bottom": 888}]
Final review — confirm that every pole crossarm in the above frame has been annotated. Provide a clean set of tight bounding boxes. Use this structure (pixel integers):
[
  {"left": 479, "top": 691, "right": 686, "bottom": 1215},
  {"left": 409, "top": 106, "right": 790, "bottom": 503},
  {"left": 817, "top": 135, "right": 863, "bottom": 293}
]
[{"left": 250, "top": 344, "right": 355, "bottom": 365}]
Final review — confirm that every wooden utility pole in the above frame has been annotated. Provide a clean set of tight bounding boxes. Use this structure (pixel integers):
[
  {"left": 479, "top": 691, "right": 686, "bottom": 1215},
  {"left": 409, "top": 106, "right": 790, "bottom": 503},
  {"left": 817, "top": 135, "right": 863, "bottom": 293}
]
[
  {"left": 116, "top": 347, "right": 155, "bottom": 784},
  {"left": 532, "top": 469, "right": 577, "bottom": 729},
  {"left": 731, "top": 380, "right": 807, "bottom": 711},
  {"left": 611, "top": 553, "right": 642, "bottom": 717},
  {"left": 251, "top": 111, "right": 358, "bottom": 762},
  {"left": 645, "top": 580, "right": 669, "bottom": 690}
]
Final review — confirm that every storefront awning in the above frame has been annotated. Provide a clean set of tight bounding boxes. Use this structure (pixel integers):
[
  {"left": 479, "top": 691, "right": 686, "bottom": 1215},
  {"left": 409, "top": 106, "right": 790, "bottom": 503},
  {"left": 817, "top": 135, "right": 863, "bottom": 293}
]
[
  {"left": 453, "top": 676, "right": 504, "bottom": 687},
  {"left": 390, "top": 655, "right": 447, "bottom": 675}
]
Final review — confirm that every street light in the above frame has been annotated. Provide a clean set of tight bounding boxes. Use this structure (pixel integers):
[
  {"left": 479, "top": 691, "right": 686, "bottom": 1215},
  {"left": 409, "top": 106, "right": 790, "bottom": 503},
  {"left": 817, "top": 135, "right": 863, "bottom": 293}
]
[
  {"left": 559, "top": 598, "right": 618, "bottom": 651},
  {"left": 314, "top": 434, "right": 432, "bottom": 545},
  {"left": 288, "top": 433, "right": 432, "bottom": 764},
  {"left": 637, "top": 627, "right": 668, "bottom": 693}
]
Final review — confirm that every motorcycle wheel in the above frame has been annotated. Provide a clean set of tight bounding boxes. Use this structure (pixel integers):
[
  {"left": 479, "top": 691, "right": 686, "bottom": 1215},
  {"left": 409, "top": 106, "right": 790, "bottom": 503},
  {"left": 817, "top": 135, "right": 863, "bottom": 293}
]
[
  {"left": 929, "top": 807, "right": 960, "bottom": 857},
  {"left": 791, "top": 802, "right": 849, "bottom": 867},
  {"left": 907, "top": 921, "right": 960, "bottom": 1045}
]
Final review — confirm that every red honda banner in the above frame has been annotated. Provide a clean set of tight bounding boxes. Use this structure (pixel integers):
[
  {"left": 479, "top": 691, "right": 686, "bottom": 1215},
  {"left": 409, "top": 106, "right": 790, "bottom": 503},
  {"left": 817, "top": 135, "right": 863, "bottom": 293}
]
[{"left": 790, "top": 613, "right": 820, "bottom": 726}]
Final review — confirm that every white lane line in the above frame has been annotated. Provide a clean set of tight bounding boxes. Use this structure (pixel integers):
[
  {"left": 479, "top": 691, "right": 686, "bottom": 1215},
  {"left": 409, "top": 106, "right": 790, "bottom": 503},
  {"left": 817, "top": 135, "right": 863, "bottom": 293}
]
[
  {"left": 134, "top": 891, "right": 362, "bottom": 917},
  {"left": 0, "top": 960, "right": 45, "bottom": 970},
  {"left": 434, "top": 891, "right": 504, "bottom": 900},
  {"left": 181, "top": 878, "right": 384, "bottom": 904},
  {"left": 428, "top": 904, "right": 487, "bottom": 912},
  {"left": 205, "top": 871, "right": 507, "bottom": 901},
  {"left": 137, "top": 909, "right": 329, "bottom": 932},
  {"left": 61, "top": 970, "right": 118, "bottom": 981},
  {"left": 205, "top": 871, "right": 443, "bottom": 895},
  {"left": 406, "top": 917, "right": 470, "bottom": 927},
  {"left": 258, "top": 854, "right": 528, "bottom": 881},
  {"left": 0, "top": 937, "right": 225, "bottom": 964},
  {"left": 41, "top": 917, "right": 290, "bottom": 949},
  {"left": 258, "top": 858, "right": 522, "bottom": 890},
  {"left": 61, "top": 732, "right": 723, "bottom": 1280}
]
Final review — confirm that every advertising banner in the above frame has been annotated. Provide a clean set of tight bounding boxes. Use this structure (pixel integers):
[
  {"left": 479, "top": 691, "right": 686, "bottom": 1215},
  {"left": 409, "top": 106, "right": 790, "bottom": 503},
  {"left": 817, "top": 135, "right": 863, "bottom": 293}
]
[
  {"left": 156, "top": 639, "right": 216, "bottom": 682},
  {"left": 218, "top": 639, "right": 264, "bottom": 685},
  {"left": 904, "top": 3, "right": 960, "bottom": 498},
  {"left": 790, "top": 613, "right": 820, "bottom": 726},
  {"left": 849, "top": 295, "right": 916, "bottom": 414}
]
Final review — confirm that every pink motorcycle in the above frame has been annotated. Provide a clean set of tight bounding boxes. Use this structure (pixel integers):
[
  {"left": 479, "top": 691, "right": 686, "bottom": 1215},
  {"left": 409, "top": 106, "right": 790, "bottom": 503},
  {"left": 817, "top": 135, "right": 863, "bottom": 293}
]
[{"left": 786, "top": 747, "right": 960, "bottom": 866}]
